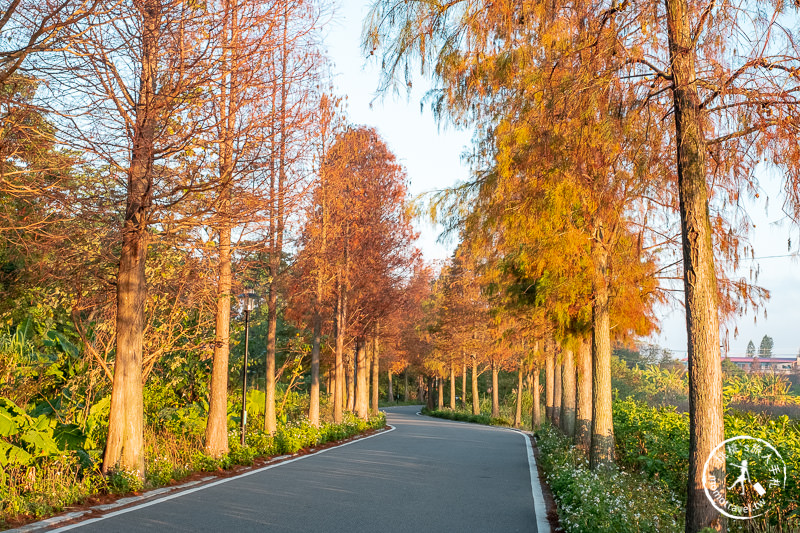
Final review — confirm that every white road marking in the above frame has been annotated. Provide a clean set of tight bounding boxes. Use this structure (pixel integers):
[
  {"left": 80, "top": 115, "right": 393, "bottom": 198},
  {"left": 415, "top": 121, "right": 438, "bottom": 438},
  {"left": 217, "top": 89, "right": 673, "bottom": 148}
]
[
  {"left": 522, "top": 433, "right": 551, "bottom": 533},
  {"left": 42, "top": 426, "right": 396, "bottom": 532},
  {"left": 414, "top": 409, "right": 551, "bottom": 532}
]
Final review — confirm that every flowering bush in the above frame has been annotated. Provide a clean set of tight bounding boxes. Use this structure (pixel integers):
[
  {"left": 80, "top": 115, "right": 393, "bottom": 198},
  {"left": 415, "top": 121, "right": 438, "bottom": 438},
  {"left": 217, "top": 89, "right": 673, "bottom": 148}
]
[{"left": 537, "top": 424, "right": 683, "bottom": 533}]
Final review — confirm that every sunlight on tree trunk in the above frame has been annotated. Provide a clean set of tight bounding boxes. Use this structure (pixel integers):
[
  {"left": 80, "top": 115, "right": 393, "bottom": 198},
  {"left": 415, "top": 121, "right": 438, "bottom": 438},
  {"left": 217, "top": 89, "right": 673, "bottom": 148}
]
[
  {"left": 560, "top": 348, "right": 576, "bottom": 437},
  {"left": 590, "top": 236, "right": 614, "bottom": 469},
  {"left": 545, "top": 345, "right": 554, "bottom": 423},
  {"left": 666, "top": 0, "right": 726, "bottom": 528},
  {"left": 553, "top": 355, "right": 562, "bottom": 430},
  {"left": 532, "top": 366, "right": 541, "bottom": 429},
  {"left": 449, "top": 361, "right": 456, "bottom": 410},
  {"left": 514, "top": 363, "right": 523, "bottom": 428},
  {"left": 575, "top": 337, "right": 592, "bottom": 454},
  {"left": 371, "top": 334, "right": 379, "bottom": 414},
  {"left": 461, "top": 357, "right": 467, "bottom": 410},
  {"left": 491, "top": 363, "right": 499, "bottom": 418}
]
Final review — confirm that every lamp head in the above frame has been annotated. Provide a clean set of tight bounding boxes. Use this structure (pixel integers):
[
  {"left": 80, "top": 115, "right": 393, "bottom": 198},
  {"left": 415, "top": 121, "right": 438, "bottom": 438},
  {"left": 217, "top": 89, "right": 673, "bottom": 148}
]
[{"left": 237, "top": 292, "right": 259, "bottom": 312}]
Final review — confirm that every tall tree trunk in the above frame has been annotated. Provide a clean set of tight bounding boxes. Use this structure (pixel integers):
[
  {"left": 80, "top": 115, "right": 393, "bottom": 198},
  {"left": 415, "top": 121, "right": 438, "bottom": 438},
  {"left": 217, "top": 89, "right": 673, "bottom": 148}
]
[
  {"left": 491, "top": 361, "right": 500, "bottom": 418},
  {"left": 346, "top": 348, "right": 355, "bottom": 412},
  {"left": 553, "top": 354, "right": 562, "bottom": 430},
  {"left": 561, "top": 348, "right": 576, "bottom": 437},
  {"left": 532, "top": 366, "right": 541, "bottom": 428},
  {"left": 514, "top": 363, "right": 524, "bottom": 428},
  {"left": 426, "top": 376, "right": 435, "bottom": 410},
  {"left": 333, "top": 268, "right": 345, "bottom": 423},
  {"left": 371, "top": 333, "right": 379, "bottom": 414},
  {"left": 461, "top": 355, "right": 467, "bottom": 409},
  {"left": 205, "top": 223, "right": 231, "bottom": 456},
  {"left": 205, "top": 1, "right": 237, "bottom": 456},
  {"left": 264, "top": 252, "right": 278, "bottom": 435},
  {"left": 665, "top": 3, "right": 725, "bottom": 529},
  {"left": 437, "top": 377, "right": 444, "bottom": 410},
  {"left": 103, "top": 2, "right": 157, "bottom": 478},
  {"left": 471, "top": 354, "right": 480, "bottom": 415},
  {"left": 417, "top": 374, "right": 425, "bottom": 403},
  {"left": 545, "top": 346, "right": 554, "bottom": 422},
  {"left": 387, "top": 369, "right": 393, "bottom": 404},
  {"left": 590, "top": 235, "right": 614, "bottom": 468},
  {"left": 403, "top": 370, "right": 409, "bottom": 402},
  {"left": 575, "top": 337, "right": 592, "bottom": 454},
  {"left": 449, "top": 361, "right": 456, "bottom": 409},
  {"left": 309, "top": 305, "right": 321, "bottom": 426},
  {"left": 355, "top": 337, "right": 368, "bottom": 419}
]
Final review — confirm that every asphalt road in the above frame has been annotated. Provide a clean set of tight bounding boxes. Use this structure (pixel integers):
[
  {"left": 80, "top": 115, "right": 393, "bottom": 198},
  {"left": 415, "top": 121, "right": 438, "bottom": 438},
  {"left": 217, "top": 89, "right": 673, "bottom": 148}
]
[{"left": 56, "top": 406, "right": 543, "bottom": 532}]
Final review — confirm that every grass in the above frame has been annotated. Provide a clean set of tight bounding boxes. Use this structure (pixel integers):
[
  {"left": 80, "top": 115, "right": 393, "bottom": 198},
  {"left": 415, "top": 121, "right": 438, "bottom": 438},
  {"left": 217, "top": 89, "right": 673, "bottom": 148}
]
[
  {"left": 0, "top": 410, "right": 385, "bottom": 530},
  {"left": 378, "top": 399, "right": 423, "bottom": 407},
  {"left": 421, "top": 406, "right": 518, "bottom": 428}
]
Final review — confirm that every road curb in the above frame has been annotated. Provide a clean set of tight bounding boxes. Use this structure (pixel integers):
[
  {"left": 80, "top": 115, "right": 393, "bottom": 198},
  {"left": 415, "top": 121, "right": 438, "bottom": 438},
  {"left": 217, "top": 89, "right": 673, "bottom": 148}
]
[{"left": 7, "top": 426, "right": 396, "bottom": 533}]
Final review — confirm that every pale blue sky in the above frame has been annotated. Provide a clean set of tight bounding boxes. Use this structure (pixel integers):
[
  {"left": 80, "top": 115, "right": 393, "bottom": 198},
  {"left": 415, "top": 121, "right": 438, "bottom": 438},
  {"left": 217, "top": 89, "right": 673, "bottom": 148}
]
[{"left": 323, "top": 0, "right": 800, "bottom": 358}]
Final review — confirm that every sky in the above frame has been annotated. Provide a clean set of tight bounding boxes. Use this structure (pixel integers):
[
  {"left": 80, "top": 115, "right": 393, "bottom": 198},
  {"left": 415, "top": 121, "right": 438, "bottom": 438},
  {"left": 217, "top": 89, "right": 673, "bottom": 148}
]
[{"left": 322, "top": 1, "right": 800, "bottom": 360}]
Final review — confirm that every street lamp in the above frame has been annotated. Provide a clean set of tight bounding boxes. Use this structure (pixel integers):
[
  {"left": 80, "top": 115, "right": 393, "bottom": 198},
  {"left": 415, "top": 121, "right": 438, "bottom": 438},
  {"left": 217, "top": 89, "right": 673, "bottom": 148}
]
[{"left": 237, "top": 292, "right": 259, "bottom": 446}]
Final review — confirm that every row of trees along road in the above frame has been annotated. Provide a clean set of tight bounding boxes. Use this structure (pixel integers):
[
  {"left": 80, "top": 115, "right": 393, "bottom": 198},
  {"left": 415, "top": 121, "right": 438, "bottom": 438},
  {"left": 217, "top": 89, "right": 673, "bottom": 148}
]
[
  {"left": 0, "top": 0, "right": 421, "bottom": 481},
  {"left": 365, "top": 0, "right": 799, "bottom": 532}
]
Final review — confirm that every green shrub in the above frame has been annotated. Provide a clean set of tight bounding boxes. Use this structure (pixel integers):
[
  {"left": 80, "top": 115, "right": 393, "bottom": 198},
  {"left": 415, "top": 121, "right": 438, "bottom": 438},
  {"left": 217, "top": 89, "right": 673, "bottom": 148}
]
[
  {"left": 107, "top": 467, "right": 144, "bottom": 494},
  {"left": 612, "top": 398, "right": 800, "bottom": 532},
  {"left": 422, "top": 407, "right": 493, "bottom": 426},
  {"left": 538, "top": 424, "right": 683, "bottom": 533},
  {"left": 1, "top": 392, "right": 386, "bottom": 528},
  {"left": 613, "top": 398, "right": 690, "bottom": 498}
]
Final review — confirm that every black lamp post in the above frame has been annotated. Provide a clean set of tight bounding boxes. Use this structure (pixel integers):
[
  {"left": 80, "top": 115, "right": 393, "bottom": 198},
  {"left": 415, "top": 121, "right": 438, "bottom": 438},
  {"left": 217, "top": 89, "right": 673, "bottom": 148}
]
[{"left": 237, "top": 292, "right": 259, "bottom": 446}]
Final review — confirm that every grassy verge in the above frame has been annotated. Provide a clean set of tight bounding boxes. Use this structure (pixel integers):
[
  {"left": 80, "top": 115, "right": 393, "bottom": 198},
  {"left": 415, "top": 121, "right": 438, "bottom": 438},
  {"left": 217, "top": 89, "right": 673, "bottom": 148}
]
[
  {"left": 421, "top": 407, "right": 514, "bottom": 427},
  {"left": 378, "top": 400, "right": 423, "bottom": 407},
  {"left": 537, "top": 423, "right": 683, "bottom": 533},
  {"left": 0, "top": 411, "right": 385, "bottom": 529}
]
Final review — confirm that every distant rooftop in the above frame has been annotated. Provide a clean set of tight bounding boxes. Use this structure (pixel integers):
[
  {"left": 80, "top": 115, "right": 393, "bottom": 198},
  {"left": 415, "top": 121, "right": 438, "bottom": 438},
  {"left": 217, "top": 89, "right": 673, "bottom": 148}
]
[{"left": 724, "top": 356, "right": 797, "bottom": 363}]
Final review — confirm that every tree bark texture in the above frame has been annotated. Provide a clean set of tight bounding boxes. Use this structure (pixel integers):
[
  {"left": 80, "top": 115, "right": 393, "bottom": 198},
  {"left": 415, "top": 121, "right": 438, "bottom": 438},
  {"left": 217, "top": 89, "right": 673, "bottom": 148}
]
[
  {"left": 387, "top": 369, "right": 394, "bottom": 403},
  {"left": 264, "top": 10, "right": 290, "bottom": 435},
  {"left": 309, "top": 306, "right": 321, "bottom": 426},
  {"left": 355, "top": 338, "right": 369, "bottom": 419},
  {"left": 346, "top": 348, "right": 355, "bottom": 412},
  {"left": 205, "top": 223, "right": 231, "bottom": 457},
  {"left": 333, "top": 269, "right": 345, "bottom": 423},
  {"left": 103, "top": 1, "right": 158, "bottom": 479},
  {"left": 560, "top": 348, "right": 576, "bottom": 437},
  {"left": 449, "top": 362, "right": 456, "bottom": 409},
  {"left": 665, "top": 1, "right": 726, "bottom": 529},
  {"left": 471, "top": 354, "right": 480, "bottom": 415},
  {"left": 514, "top": 364, "right": 524, "bottom": 428},
  {"left": 545, "top": 347, "right": 554, "bottom": 423},
  {"left": 575, "top": 337, "right": 592, "bottom": 453},
  {"left": 205, "top": 1, "right": 238, "bottom": 455},
  {"left": 461, "top": 357, "right": 467, "bottom": 409},
  {"left": 491, "top": 362, "right": 500, "bottom": 418},
  {"left": 590, "top": 236, "right": 614, "bottom": 468},
  {"left": 264, "top": 274, "right": 278, "bottom": 434},
  {"left": 371, "top": 334, "right": 379, "bottom": 414},
  {"left": 553, "top": 356, "right": 562, "bottom": 430},
  {"left": 437, "top": 377, "right": 444, "bottom": 410},
  {"left": 532, "top": 366, "right": 541, "bottom": 428}
]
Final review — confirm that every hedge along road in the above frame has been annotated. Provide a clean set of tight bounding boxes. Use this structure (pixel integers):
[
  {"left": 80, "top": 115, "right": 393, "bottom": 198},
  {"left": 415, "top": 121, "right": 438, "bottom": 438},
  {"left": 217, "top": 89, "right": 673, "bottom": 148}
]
[{"left": 49, "top": 405, "right": 548, "bottom": 533}]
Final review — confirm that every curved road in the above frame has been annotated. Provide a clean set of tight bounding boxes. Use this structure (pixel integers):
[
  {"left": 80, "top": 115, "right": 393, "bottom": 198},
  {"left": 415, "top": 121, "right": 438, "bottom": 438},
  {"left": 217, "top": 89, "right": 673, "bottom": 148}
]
[{"left": 52, "top": 406, "right": 545, "bottom": 532}]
